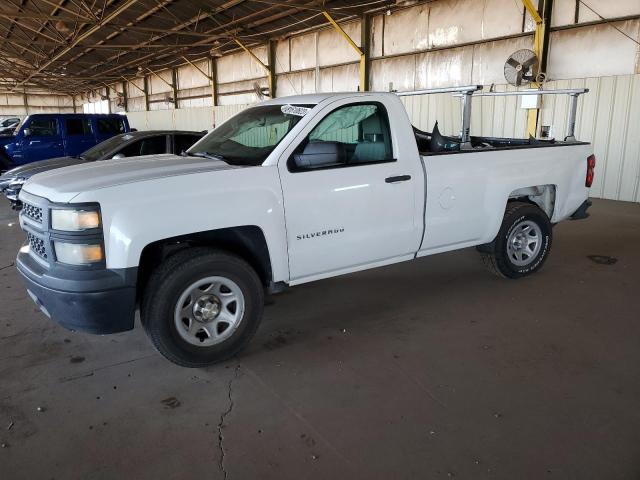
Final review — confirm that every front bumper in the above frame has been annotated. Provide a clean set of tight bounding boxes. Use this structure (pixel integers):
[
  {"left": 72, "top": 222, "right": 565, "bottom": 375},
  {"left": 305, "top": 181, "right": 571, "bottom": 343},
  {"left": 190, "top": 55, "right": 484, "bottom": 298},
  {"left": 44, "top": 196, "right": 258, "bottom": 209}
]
[{"left": 17, "top": 249, "right": 138, "bottom": 334}]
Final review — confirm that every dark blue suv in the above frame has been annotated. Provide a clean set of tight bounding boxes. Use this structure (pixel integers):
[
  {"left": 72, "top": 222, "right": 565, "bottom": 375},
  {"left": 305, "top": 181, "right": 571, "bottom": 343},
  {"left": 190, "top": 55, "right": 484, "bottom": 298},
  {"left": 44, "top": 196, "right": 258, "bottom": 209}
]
[{"left": 0, "top": 113, "right": 131, "bottom": 171}]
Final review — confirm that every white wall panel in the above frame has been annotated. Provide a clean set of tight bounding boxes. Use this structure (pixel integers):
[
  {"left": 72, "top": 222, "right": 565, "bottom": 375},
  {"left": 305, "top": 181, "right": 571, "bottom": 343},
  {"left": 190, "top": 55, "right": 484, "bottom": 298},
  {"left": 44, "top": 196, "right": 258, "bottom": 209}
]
[
  {"left": 482, "top": 0, "right": 528, "bottom": 38},
  {"left": 148, "top": 70, "right": 172, "bottom": 94},
  {"left": 370, "top": 57, "right": 415, "bottom": 92},
  {"left": 471, "top": 36, "right": 534, "bottom": 85},
  {"left": 548, "top": 20, "right": 640, "bottom": 80},
  {"left": 319, "top": 64, "right": 359, "bottom": 92},
  {"left": 428, "top": 0, "right": 485, "bottom": 48},
  {"left": 290, "top": 33, "right": 316, "bottom": 71},
  {"left": 275, "top": 39, "right": 290, "bottom": 74},
  {"left": 418, "top": 46, "right": 474, "bottom": 88},
  {"left": 577, "top": 0, "right": 640, "bottom": 22},
  {"left": 217, "top": 47, "right": 268, "bottom": 83},
  {"left": 383, "top": 5, "right": 430, "bottom": 55},
  {"left": 551, "top": 0, "right": 577, "bottom": 27},
  {"left": 177, "top": 60, "right": 211, "bottom": 90},
  {"left": 318, "top": 22, "right": 361, "bottom": 66}
]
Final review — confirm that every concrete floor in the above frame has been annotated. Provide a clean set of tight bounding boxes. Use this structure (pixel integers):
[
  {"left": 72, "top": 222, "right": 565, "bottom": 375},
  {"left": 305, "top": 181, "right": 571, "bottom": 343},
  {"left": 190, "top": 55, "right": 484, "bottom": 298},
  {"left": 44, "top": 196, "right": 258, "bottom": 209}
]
[{"left": 1, "top": 199, "right": 639, "bottom": 479}]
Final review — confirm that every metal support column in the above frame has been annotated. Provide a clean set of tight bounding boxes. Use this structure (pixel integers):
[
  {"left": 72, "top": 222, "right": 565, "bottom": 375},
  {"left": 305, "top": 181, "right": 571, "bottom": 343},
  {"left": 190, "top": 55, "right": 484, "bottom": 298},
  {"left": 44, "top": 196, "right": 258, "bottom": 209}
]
[
  {"left": 267, "top": 40, "right": 277, "bottom": 99},
  {"left": 122, "top": 80, "right": 128, "bottom": 112},
  {"left": 360, "top": 13, "right": 371, "bottom": 92},
  {"left": 211, "top": 57, "right": 219, "bottom": 106},
  {"left": 171, "top": 68, "right": 179, "bottom": 109},
  {"left": 143, "top": 75, "right": 150, "bottom": 111},
  {"left": 105, "top": 86, "right": 111, "bottom": 113}
]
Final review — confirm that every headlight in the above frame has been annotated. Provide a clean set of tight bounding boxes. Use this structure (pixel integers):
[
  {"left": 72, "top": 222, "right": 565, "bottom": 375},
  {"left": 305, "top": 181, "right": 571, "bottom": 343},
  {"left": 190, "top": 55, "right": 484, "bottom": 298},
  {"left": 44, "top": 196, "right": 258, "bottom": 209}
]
[
  {"left": 54, "top": 242, "right": 103, "bottom": 265},
  {"left": 51, "top": 208, "right": 100, "bottom": 231}
]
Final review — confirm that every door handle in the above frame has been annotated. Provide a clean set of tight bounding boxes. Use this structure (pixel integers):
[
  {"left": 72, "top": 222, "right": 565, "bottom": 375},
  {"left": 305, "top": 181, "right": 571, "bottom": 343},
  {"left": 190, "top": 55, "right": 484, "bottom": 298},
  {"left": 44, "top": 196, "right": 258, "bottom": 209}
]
[{"left": 385, "top": 175, "right": 411, "bottom": 183}]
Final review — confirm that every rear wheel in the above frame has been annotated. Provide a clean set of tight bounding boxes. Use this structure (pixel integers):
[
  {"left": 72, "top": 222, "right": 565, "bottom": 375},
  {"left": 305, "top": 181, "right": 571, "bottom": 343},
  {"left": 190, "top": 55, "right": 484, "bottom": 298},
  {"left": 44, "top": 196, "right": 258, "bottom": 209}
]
[
  {"left": 479, "top": 201, "right": 552, "bottom": 278},
  {"left": 141, "top": 248, "right": 264, "bottom": 367}
]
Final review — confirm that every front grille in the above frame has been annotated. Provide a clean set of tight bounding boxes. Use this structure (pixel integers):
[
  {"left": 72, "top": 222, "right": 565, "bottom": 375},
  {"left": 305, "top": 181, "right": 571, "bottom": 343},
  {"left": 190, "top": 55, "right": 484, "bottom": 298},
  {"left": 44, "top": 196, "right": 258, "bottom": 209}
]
[
  {"left": 26, "top": 232, "right": 47, "bottom": 259},
  {"left": 22, "top": 202, "right": 43, "bottom": 223}
]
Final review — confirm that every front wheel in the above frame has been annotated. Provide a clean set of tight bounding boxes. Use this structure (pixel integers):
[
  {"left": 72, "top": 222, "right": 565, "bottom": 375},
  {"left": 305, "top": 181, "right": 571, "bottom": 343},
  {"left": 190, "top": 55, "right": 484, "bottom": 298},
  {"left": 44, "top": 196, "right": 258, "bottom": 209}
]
[
  {"left": 141, "top": 248, "right": 264, "bottom": 367},
  {"left": 478, "top": 201, "right": 552, "bottom": 279}
]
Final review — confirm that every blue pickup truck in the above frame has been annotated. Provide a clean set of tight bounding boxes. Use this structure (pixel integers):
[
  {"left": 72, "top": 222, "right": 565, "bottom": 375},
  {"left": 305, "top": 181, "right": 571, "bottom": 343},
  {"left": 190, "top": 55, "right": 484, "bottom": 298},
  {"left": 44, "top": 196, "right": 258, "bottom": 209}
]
[{"left": 0, "top": 113, "right": 131, "bottom": 171}]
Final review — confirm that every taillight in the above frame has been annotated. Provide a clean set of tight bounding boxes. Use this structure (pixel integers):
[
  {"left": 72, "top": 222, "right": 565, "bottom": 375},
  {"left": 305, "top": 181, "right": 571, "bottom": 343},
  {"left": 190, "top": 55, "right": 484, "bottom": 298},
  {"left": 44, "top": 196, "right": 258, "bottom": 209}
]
[{"left": 586, "top": 154, "right": 596, "bottom": 187}]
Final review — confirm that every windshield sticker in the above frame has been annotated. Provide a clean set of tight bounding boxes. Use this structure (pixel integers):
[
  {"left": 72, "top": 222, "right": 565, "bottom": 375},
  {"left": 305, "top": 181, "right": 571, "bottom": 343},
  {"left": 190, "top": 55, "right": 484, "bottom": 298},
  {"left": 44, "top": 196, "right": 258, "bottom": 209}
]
[{"left": 281, "top": 105, "right": 311, "bottom": 117}]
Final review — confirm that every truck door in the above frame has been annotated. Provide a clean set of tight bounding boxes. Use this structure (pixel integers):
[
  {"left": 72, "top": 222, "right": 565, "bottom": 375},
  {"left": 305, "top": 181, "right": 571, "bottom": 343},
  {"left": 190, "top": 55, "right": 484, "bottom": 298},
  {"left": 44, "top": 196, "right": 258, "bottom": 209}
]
[
  {"left": 278, "top": 98, "right": 423, "bottom": 283},
  {"left": 63, "top": 117, "right": 95, "bottom": 156},
  {"left": 22, "top": 117, "right": 64, "bottom": 162}
]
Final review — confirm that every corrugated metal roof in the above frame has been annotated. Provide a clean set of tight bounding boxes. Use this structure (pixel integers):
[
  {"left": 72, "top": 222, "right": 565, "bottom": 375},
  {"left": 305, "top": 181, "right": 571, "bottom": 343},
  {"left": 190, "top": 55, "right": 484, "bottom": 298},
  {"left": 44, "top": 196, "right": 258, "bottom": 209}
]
[{"left": 0, "top": 0, "right": 403, "bottom": 94}]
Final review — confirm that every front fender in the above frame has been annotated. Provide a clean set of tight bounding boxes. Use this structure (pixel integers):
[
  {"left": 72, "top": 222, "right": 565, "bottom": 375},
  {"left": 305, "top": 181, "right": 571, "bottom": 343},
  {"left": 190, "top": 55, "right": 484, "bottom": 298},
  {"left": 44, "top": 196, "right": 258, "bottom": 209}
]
[{"left": 71, "top": 166, "right": 289, "bottom": 282}]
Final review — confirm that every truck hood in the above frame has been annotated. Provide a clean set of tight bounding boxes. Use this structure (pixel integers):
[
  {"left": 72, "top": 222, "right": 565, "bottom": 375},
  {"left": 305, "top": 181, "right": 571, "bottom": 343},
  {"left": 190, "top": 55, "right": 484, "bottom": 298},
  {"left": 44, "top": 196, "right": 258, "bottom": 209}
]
[{"left": 21, "top": 154, "right": 237, "bottom": 202}]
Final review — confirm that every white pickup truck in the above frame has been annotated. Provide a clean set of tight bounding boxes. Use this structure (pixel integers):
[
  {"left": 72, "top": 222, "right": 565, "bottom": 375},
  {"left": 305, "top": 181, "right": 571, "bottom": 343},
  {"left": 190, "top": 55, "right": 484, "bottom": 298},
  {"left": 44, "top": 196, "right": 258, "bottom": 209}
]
[{"left": 16, "top": 90, "right": 595, "bottom": 367}]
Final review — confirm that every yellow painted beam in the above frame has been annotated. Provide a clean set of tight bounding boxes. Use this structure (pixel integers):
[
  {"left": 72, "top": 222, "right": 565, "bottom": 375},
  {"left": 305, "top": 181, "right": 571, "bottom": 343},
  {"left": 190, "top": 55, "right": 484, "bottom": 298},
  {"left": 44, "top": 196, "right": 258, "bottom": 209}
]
[
  {"left": 181, "top": 56, "right": 212, "bottom": 81},
  {"left": 146, "top": 68, "right": 173, "bottom": 89},
  {"left": 234, "top": 38, "right": 273, "bottom": 97},
  {"left": 522, "top": 0, "right": 542, "bottom": 24},
  {"left": 234, "top": 39, "right": 270, "bottom": 73},
  {"left": 521, "top": 0, "right": 545, "bottom": 137},
  {"left": 323, "top": 10, "right": 367, "bottom": 91}
]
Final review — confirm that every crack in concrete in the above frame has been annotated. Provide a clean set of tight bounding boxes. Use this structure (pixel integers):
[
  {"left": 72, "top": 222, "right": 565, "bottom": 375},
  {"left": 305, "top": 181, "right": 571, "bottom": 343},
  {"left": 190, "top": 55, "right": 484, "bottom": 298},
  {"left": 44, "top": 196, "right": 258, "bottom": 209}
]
[
  {"left": 0, "top": 262, "right": 14, "bottom": 271},
  {"left": 217, "top": 365, "right": 240, "bottom": 480}
]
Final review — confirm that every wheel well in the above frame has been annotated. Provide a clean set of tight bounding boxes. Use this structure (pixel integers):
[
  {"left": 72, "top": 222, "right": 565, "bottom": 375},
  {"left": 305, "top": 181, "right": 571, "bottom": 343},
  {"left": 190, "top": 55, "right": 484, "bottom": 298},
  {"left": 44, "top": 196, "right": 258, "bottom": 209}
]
[
  {"left": 137, "top": 226, "right": 272, "bottom": 299},
  {"left": 508, "top": 184, "right": 556, "bottom": 219}
]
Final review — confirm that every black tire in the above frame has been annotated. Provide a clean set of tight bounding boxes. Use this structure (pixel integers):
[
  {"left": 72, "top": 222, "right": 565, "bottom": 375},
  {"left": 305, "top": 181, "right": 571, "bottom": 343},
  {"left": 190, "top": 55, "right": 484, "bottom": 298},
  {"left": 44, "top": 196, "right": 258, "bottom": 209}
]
[
  {"left": 141, "top": 248, "right": 264, "bottom": 367},
  {"left": 478, "top": 201, "right": 552, "bottom": 279},
  {"left": 0, "top": 153, "right": 10, "bottom": 174}
]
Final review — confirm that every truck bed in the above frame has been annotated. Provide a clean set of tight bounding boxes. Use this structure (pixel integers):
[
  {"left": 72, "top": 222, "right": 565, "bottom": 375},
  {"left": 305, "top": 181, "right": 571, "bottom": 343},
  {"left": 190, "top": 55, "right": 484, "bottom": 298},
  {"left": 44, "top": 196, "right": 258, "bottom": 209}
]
[{"left": 413, "top": 125, "right": 588, "bottom": 156}]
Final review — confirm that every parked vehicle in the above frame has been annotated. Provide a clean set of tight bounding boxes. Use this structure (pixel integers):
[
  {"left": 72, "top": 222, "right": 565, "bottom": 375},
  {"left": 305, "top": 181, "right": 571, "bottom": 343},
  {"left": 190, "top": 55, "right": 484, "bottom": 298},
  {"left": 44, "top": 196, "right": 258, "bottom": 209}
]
[
  {"left": 0, "top": 113, "right": 131, "bottom": 172},
  {"left": 0, "top": 117, "right": 20, "bottom": 136},
  {"left": 0, "top": 130, "right": 205, "bottom": 208},
  {"left": 15, "top": 91, "right": 594, "bottom": 367}
]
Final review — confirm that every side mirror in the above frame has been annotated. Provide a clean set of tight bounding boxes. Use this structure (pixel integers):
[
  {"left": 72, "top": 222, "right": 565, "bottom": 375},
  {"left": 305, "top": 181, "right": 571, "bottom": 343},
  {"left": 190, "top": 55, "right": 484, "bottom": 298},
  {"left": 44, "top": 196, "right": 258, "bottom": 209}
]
[
  {"left": 293, "top": 142, "right": 343, "bottom": 170},
  {"left": 112, "top": 153, "right": 125, "bottom": 159},
  {"left": 23, "top": 128, "right": 31, "bottom": 137}
]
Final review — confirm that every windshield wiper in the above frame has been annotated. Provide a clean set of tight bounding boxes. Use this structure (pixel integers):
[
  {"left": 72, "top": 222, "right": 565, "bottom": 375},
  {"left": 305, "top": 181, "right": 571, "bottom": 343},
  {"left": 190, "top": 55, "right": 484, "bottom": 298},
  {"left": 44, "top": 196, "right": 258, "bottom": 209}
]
[{"left": 183, "top": 151, "right": 226, "bottom": 162}]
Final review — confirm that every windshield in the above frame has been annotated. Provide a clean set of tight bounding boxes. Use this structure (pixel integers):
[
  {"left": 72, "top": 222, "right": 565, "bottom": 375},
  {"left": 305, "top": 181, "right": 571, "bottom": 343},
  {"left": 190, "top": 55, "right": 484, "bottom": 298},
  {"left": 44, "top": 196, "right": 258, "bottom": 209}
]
[
  {"left": 188, "top": 104, "right": 312, "bottom": 166},
  {"left": 81, "top": 133, "right": 136, "bottom": 161}
]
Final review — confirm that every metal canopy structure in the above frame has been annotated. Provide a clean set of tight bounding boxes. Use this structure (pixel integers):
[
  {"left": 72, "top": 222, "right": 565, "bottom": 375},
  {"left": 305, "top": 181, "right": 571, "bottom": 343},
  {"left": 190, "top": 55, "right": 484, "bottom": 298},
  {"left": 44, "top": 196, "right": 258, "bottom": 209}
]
[{"left": 0, "top": 0, "right": 396, "bottom": 95}]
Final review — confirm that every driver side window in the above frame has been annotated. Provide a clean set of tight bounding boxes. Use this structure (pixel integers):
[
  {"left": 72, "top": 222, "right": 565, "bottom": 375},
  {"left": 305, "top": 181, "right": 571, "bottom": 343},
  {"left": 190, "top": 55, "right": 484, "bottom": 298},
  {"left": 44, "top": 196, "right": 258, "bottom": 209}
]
[{"left": 289, "top": 103, "right": 393, "bottom": 171}]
